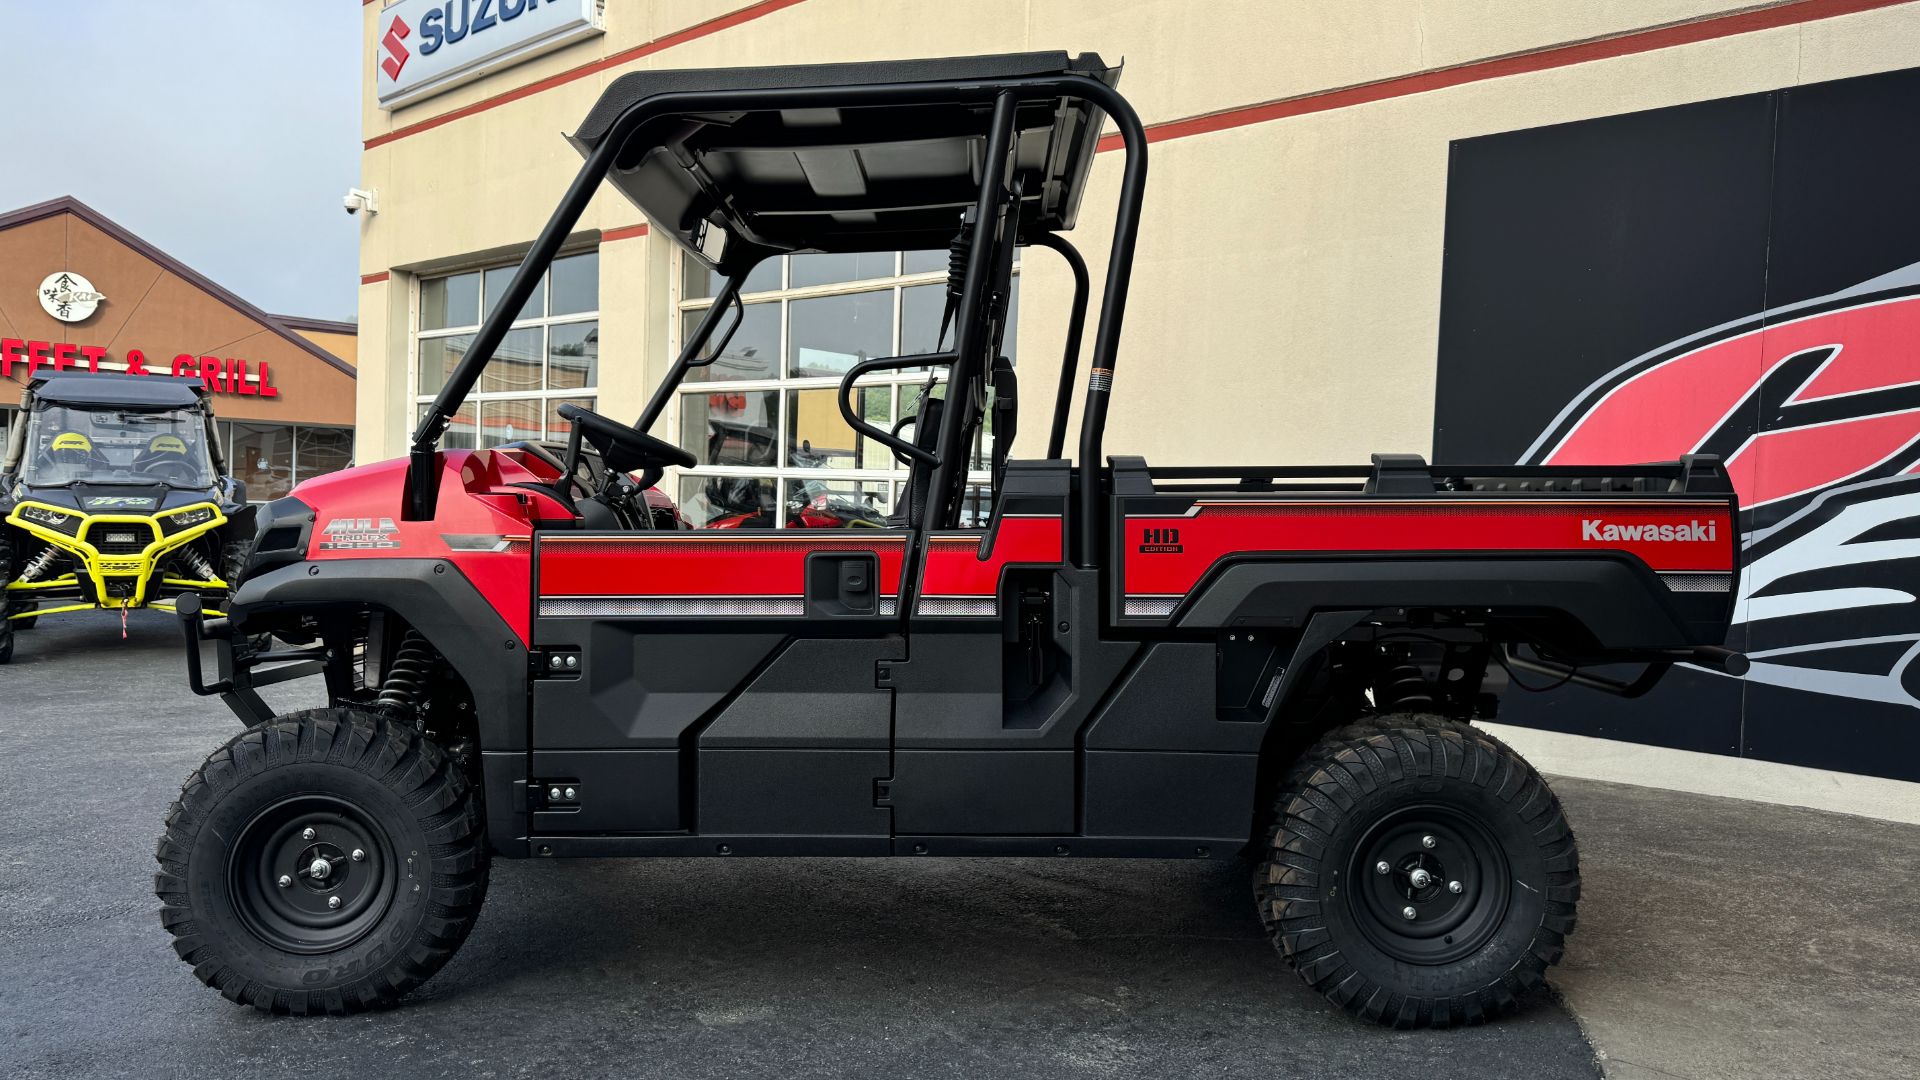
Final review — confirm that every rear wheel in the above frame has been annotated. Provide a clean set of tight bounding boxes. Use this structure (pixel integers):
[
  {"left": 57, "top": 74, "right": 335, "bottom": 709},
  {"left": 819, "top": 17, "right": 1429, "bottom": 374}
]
[
  {"left": 1255, "top": 715, "right": 1579, "bottom": 1027},
  {"left": 12, "top": 599, "right": 38, "bottom": 630},
  {"left": 155, "top": 708, "right": 488, "bottom": 1013}
]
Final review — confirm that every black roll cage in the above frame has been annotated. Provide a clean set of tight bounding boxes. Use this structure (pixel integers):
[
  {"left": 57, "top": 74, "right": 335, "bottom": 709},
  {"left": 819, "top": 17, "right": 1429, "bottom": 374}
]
[{"left": 406, "top": 72, "right": 1148, "bottom": 573}]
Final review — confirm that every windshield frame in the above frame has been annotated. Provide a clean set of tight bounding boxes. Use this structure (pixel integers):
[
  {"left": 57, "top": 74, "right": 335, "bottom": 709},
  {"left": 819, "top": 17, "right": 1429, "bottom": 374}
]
[{"left": 18, "top": 402, "right": 219, "bottom": 490}]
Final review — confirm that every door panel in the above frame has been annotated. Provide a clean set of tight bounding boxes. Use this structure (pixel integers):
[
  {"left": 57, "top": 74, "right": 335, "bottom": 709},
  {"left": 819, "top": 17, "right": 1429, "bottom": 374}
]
[
  {"left": 890, "top": 467, "right": 1082, "bottom": 830},
  {"left": 531, "top": 527, "right": 908, "bottom": 837},
  {"left": 890, "top": 750, "right": 1075, "bottom": 835}
]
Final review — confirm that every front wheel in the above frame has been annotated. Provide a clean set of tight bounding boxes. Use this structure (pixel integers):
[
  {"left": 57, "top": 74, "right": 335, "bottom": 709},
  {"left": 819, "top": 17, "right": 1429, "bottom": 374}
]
[
  {"left": 155, "top": 708, "right": 489, "bottom": 1013},
  {"left": 1255, "top": 715, "right": 1579, "bottom": 1028}
]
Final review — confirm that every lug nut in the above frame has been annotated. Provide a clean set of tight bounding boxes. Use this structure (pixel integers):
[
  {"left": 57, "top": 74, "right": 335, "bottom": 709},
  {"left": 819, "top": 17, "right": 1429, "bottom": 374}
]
[
  {"left": 1402, "top": 906, "right": 1417, "bottom": 920},
  {"left": 327, "top": 896, "right": 342, "bottom": 910},
  {"left": 351, "top": 849, "right": 365, "bottom": 862},
  {"left": 302, "top": 827, "right": 317, "bottom": 841},
  {"left": 1448, "top": 880, "right": 1463, "bottom": 894},
  {"left": 277, "top": 875, "right": 293, "bottom": 888},
  {"left": 1375, "top": 860, "right": 1391, "bottom": 875},
  {"left": 1421, "top": 835, "right": 1436, "bottom": 849}
]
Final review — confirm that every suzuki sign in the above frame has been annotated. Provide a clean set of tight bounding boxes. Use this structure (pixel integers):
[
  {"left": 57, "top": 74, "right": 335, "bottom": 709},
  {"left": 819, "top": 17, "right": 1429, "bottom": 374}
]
[{"left": 375, "top": 0, "right": 603, "bottom": 111}]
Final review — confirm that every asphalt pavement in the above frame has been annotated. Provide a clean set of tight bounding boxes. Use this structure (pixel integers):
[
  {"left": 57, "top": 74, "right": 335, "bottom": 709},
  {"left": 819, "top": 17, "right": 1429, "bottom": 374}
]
[
  {"left": 7, "top": 609, "right": 1912, "bottom": 1079},
  {"left": 0, "top": 611, "right": 1598, "bottom": 1079}
]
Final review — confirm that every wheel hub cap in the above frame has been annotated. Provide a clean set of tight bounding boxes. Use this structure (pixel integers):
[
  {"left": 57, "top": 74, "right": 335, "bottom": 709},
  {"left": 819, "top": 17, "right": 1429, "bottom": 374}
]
[
  {"left": 1347, "top": 804, "right": 1513, "bottom": 965},
  {"left": 227, "top": 796, "right": 397, "bottom": 955}
]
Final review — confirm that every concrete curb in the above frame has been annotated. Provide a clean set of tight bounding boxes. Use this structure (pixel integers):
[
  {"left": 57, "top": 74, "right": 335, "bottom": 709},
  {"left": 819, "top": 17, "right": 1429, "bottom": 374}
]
[{"left": 1479, "top": 722, "right": 1920, "bottom": 825}]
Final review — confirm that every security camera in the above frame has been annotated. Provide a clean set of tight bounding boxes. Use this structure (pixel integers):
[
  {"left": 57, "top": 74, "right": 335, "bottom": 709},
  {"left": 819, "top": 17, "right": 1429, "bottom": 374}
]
[{"left": 342, "top": 188, "right": 378, "bottom": 216}]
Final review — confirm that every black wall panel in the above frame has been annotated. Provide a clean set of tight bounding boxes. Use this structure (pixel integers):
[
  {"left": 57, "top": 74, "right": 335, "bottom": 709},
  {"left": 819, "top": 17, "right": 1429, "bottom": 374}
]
[{"left": 1436, "top": 67, "right": 1920, "bottom": 780}]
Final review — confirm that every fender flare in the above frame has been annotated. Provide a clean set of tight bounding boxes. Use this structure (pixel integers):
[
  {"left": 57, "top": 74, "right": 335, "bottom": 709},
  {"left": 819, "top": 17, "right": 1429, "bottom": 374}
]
[{"left": 233, "top": 558, "right": 529, "bottom": 752}]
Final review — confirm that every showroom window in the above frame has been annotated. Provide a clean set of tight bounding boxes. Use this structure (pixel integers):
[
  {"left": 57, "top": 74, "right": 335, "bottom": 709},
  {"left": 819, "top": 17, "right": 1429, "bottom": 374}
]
[
  {"left": 217, "top": 422, "right": 355, "bottom": 503},
  {"left": 674, "top": 250, "right": 1017, "bottom": 528},
  {"left": 413, "top": 251, "right": 599, "bottom": 451}
]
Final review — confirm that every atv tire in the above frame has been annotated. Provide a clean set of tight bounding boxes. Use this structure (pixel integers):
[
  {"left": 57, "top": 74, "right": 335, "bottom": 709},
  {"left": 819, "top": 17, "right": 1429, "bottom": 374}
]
[
  {"left": 1255, "top": 714, "right": 1579, "bottom": 1028},
  {"left": 0, "top": 534, "right": 16, "bottom": 657},
  {"left": 219, "top": 537, "right": 252, "bottom": 591},
  {"left": 12, "top": 599, "right": 37, "bottom": 631},
  {"left": 155, "top": 708, "right": 488, "bottom": 1014}
]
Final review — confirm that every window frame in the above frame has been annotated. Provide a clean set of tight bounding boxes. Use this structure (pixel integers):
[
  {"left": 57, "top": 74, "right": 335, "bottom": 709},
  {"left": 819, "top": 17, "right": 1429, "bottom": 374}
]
[
  {"left": 410, "top": 249, "right": 601, "bottom": 449},
  {"left": 672, "top": 251, "right": 1014, "bottom": 528},
  {"left": 219, "top": 421, "right": 356, "bottom": 504}
]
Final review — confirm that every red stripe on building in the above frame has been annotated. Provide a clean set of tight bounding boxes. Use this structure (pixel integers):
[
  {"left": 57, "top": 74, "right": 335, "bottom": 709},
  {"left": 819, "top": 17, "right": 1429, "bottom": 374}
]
[
  {"left": 1096, "top": 0, "right": 1914, "bottom": 152},
  {"left": 364, "top": 0, "right": 810, "bottom": 150},
  {"left": 360, "top": 271, "right": 390, "bottom": 285},
  {"left": 602, "top": 223, "right": 650, "bottom": 243}
]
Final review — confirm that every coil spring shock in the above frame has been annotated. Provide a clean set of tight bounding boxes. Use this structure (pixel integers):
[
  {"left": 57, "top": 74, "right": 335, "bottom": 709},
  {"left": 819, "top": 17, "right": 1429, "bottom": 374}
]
[
  {"left": 19, "top": 546, "right": 64, "bottom": 582},
  {"left": 1381, "top": 661, "right": 1434, "bottom": 712},
  {"left": 377, "top": 630, "right": 433, "bottom": 712},
  {"left": 175, "top": 546, "right": 217, "bottom": 581}
]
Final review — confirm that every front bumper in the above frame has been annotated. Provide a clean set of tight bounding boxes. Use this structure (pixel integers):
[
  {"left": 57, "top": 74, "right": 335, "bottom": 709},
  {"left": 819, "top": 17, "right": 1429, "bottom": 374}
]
[
  {"left": 5, "top": 500, "right": 228, "bottom": 617},
  {"left": 175, "top": 593, "right": 328, "bottom": 725}
]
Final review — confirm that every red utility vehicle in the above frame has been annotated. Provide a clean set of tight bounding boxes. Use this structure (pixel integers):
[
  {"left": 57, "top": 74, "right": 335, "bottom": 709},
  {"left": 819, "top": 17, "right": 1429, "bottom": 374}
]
[{"left": 161, "top": 52, "right": 1743, "bottom": 1026}]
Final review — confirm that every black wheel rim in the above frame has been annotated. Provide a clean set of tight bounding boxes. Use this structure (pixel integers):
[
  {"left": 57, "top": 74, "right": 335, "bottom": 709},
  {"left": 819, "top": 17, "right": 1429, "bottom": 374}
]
[
  {"left": 1346, "top": 803, "right": 1512, "bottom": 965},
  {"left": 227, "top": 795, "right": 397, "bottom": 955}
]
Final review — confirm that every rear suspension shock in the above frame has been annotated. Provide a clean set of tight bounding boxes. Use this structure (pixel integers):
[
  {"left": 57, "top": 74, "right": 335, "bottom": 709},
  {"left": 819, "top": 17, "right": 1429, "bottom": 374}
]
[{"left": 1379, "top": 661, "right": 1434, "bottom": 712}]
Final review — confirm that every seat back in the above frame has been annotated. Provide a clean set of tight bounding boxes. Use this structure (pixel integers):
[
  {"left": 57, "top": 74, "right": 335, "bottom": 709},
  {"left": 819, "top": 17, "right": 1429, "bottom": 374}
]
[
  {"left": 988, "top": 357, "right": 1017, "bottom": 499},
  {"left": 895, "top": 395, "right": 946, "bottom": 528}
]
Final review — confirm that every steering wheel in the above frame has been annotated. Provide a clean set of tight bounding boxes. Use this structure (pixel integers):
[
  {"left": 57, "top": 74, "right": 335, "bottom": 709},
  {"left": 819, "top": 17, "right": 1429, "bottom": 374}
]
[
  {"left": 555, "top": 403, "right": 695, "bottom": 473},
  {"left": 141, "top": 458, "right": 203, "bottom": 485}
]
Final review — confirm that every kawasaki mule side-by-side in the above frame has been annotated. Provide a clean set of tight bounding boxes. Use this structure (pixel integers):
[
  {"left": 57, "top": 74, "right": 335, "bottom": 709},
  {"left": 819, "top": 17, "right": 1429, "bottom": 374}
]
[
  {"left": 160, "top": 53, "right": 1744, "bottom": 1026},
  {"left": 1, "top": 374, "right": 249, "bottom": 662}
]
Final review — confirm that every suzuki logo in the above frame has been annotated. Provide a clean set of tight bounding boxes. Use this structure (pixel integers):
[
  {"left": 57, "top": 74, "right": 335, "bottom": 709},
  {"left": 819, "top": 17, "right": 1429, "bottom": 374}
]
[{"left": 381, "top": 16, "right": 412, "bottom": 81}]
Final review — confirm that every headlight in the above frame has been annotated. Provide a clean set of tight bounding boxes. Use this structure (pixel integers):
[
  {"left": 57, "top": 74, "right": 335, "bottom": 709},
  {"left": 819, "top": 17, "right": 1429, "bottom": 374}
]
[
  {"left": 20, "top": 505, "right": 81, "bottom": 535},
  {"left": 161, "top": 506, "right": 217, "bottom": 534}
]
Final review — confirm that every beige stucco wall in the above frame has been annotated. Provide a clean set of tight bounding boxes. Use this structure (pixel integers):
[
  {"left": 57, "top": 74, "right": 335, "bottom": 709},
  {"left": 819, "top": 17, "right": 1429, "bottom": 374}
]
[
  {"left": 356, "top": 0, "right": 1920, "bottom": 465},
  {"left": 289, "top": 328, "right": 358, "bottom": 367}
]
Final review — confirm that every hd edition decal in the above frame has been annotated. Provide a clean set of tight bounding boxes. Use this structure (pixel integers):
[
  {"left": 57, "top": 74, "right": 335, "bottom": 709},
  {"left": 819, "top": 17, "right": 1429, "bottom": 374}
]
[{"left": 1435, "top": 66, "right": 1920, "bottom": 780}]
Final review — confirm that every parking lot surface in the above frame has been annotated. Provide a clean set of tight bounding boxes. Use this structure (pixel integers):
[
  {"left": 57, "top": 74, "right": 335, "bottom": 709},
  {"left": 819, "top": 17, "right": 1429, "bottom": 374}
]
[{"left": 0, "top": 612, "right": 1600, "bottom": 1079}]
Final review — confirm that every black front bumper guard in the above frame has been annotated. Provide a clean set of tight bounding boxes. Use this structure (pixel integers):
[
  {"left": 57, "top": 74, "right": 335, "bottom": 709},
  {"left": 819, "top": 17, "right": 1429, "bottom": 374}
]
[{"left": 176, "top": 593, "right": 329, "bottom": 726}]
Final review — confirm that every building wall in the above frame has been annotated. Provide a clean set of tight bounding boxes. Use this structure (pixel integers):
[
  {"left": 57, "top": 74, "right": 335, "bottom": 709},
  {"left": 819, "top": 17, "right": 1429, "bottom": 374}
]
[
  {"left": 1, "top": 208, "right": 357, "bottom": 427},
  {"left": 286, "top": 327, "right": 360, "bottom": 367},
  {"left": 355, "top": 0, "right": 1920, "bottom": 467}
]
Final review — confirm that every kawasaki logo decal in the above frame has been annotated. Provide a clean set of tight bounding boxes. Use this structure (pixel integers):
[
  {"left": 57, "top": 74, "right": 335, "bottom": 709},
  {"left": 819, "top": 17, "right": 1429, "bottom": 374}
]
[{"left": 1581, "top": 519, "right": 1718, "bottom": 543}]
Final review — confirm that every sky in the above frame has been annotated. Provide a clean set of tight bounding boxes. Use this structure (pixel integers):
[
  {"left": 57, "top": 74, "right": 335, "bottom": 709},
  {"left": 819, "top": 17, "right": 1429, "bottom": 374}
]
[{"left": 0, "top": 2, "right": 364, "bottom": 321}]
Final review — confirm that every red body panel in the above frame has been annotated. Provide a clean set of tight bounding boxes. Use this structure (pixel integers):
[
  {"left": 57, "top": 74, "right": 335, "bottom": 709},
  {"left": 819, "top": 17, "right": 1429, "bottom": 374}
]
[
  {"left": 294, "top": 450, "right": 542, "bottom": 643},
  {"left": 920, "top": 516, "right": 1064, "bottom": 596},
  {"left": 540, "top": 533, "right": 909, "bottom": 599},
  {"left": 1122, "top": 499, "right": 1737, "bottom": 599}
]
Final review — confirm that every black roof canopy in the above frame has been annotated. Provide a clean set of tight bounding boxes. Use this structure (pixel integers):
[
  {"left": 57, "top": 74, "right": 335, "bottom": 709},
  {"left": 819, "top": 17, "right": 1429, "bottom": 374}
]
[
  {"left": 28, "top": 373, "right": 207, "bottom": 409},
  {"left": 568, "top": 51, "right": 1119, "bottom": 274}
]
